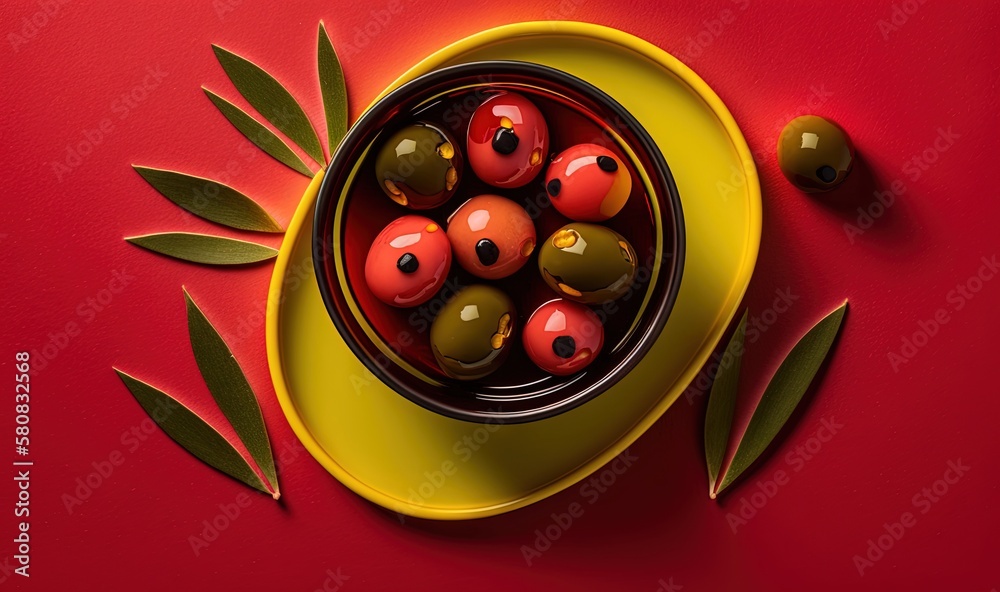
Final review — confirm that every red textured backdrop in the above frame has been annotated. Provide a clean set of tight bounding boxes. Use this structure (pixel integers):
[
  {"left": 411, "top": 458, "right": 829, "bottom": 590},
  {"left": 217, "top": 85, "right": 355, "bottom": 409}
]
[{"left": 2, "top": 1, "right": 997, "bottom": 590}]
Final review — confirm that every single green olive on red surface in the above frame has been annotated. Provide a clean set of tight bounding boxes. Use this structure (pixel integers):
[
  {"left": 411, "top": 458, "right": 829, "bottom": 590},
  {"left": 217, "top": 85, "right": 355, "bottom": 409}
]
[
  {"left": 537, "top": 223, "right": 638, "bottom": 305},
  {"left": 777, "top": 115, "right": 855, "bottom": 193},
  {"left": 430, "top": 285, "right": 516, "bottom": 380},
  {"left": 375, "top": 122, "right": 461, "bottom": 209}
]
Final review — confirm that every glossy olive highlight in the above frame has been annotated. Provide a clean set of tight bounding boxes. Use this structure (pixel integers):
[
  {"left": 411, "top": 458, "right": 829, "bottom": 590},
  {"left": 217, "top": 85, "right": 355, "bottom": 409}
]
[
  {"left": 777, "top": 115, "right": 854, "bottom": 193},
  {"left": 375, "top": 122, "right": 461, "bottom": 209},
  {"left": 430, "top": 285, "right": 516, "bottom": 380},
  {"left": 538, "top": 223, "right": 638, "bottom": 304}
]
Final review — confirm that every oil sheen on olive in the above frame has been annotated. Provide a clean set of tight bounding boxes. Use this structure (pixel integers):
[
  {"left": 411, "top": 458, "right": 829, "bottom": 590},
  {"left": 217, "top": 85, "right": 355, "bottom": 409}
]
[
  {"left": 430, "top": 285, "right": 516, "bottom": 380},
  {"left": 544, "top": 144, "right": 631, "bottom": 221},
  {"left": 777, "top": 115, "right": 855, "bottom": 193},
  {"left": 375, "top": 122, "right": 460, "bottom": 209},
  {"left": 446, "top": 194, "right": 536, "bottom": 280},
  {"left": 538, "top": 223, "right": 637, "bottom": 304},
  {"left": 522, "top": 299, "right": 605, "bottom": 376}
]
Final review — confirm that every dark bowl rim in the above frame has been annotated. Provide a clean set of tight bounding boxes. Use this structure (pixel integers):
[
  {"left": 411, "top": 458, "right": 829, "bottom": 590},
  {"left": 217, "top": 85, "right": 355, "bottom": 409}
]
[{"left": 313, "top": 59, "right": 686, "bottom": 424}]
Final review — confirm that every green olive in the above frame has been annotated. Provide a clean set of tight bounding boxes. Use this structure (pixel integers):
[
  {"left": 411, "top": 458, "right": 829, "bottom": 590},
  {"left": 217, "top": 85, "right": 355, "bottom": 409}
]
[
  {"left": 375, "top": 122, "right": 461, "bottom": 210},
  {"left": 777, "top": 115, "right": 854, "bottom": 193},
  {"left": 538, "top": 223, "right": 637, "bottom": 304},
  {"left": 430, "top": 285, "right": 515, "bottom": 380}
]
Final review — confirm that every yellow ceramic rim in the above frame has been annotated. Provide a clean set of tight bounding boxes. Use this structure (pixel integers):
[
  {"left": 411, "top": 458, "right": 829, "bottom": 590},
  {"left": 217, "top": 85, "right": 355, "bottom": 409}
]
[{"left": 266, "top": 21, "right": 761, "bottom": 519}]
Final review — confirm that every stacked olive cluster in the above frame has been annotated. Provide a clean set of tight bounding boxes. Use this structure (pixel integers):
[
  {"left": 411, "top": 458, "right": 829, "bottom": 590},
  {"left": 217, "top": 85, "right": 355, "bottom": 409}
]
[{"left": 364, "top": 91, "right": 640, "bottom": 381}]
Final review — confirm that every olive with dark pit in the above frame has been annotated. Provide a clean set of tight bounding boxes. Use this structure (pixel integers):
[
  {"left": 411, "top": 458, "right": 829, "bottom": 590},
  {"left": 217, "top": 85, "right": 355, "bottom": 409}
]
[
  {"left": 364, "top": 215, "right": 452, "bottom": 307},
  {"left": 523, "top": 299, "right": 604, "bottom": 375},
  {"left": 446, "top": 194, "right": 536, "bottom": 279},
  {"left": 467, "top": 92, "right": 549, "bottom": 188},
  {"left": 430, "top": 285, "right": 516, "bottom": 380},
  {"left": 777, "top": 115, "right": 854, "bottom": 193},
  {"left": 545, "top": 143, "right": 631, "bottom": 221}
]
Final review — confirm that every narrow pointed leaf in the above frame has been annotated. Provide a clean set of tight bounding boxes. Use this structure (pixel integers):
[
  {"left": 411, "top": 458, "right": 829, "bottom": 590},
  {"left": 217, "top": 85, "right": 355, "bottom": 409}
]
[
  {"left": 317, "top": 22, "right": 348, "bottom": 157},
  {"left": 204, "top": 88, "right": 314, "bottom": 176},
  {"left": 212, "top": 45, "right": 324, "bottom": 163},
  {"left": 184, "top": 288, "right": 279, "bottom": 494},
  {"left": 705, "top": 310, "right": 747, "bottom": 498},
  {"left": 114, "top": 369, "right": 270, "bottom": 495},
  {"left": 126, "top": 233, "right": 277, "bottom": 265},
  {"left": 133, "top": 166, "right": 283, "bottom": 233},
  {"left": 717, "top": 301, "right": 848, "bottom": 494}
]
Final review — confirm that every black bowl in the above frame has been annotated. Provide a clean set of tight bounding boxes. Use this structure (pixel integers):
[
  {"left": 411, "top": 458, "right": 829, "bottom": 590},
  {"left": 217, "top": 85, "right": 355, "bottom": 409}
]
[{"left": 314, "top": 60, "right": 684, "bottom": 423}]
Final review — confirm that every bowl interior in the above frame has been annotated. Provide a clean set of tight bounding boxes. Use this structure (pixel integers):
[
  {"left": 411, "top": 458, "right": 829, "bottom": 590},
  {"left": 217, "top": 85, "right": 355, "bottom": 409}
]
[{"left": 315, "top": 62, "right": 682, "bottom": 422}]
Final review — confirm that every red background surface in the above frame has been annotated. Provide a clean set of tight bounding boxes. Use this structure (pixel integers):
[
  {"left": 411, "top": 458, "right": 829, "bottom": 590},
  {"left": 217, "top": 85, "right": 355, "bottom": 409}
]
[{"left": 2, "top": 1, "right": 998, "bottom": 590}]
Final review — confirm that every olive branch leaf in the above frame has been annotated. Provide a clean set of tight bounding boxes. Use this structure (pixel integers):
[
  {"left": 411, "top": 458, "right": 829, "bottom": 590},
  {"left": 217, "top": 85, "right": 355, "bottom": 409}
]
[
  {"left": 119, "top": 23, "right": 353, "bottom": 497},
  {"left": 125, "top": 233, "right": 277, "bottom": 265},
  {"left": 212, "top": 44, "right": 325, "bottom": 164},
  {"left": 706, "top": 301, "right": 848, "bottom": 498},
  {"left": 114, "top": 290, "right": 281, "bottom": 499},
  {"left": 132, "top": 166, "right": 283, "bottom": 233}
]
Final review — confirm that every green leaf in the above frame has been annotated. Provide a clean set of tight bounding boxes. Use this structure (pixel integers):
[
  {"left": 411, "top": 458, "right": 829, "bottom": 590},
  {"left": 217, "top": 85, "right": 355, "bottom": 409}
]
[
  {"left": 212, "top": 45, "right": 324, "bottom": 164},
  {"left": 705, "top": 310, "right": 746, "bottom": 498},
  {"left": 716, "top": 301, "right": 848, "bottom": 495},
  {"left": 184, "top": 288, "right": 279, "bottom": 495},
  {"left": 126, "top": 232, "right": 278, "bottom": 265},
  {"left": 317, "top": 22, "right": 348, "bottom": 158},
  {"left": 114, "top": 369, "right": 271, "bottom": 496},
  {"left": 133, "top": 166, "right": 283, "bottom": 233},
  {"left": 204, "top": 88, "right": 314, "bottom": 176}
]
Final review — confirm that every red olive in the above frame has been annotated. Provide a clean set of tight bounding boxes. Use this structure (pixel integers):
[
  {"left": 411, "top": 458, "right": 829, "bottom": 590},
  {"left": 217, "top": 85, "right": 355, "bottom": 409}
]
[
  {"left": 545, "top": 143, "right": 631, "bottom": 221},
  {"left": 467, "top": 92, "right": 549, "bottom": 188},
  {"left": 447, "top": 195, "right": 536, "bottom": 279},
  {"left": 523, "top": 299, "right": 604, "bottom": 375},
  {"left": 364, "top": 215, "right": 451, "bottom": 307}
]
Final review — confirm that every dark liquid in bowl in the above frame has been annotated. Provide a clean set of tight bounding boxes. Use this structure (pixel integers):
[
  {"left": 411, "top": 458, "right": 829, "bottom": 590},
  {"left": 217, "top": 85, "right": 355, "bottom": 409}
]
[{"left": 342, "top": 86, "right": 659, "bottom": 396}]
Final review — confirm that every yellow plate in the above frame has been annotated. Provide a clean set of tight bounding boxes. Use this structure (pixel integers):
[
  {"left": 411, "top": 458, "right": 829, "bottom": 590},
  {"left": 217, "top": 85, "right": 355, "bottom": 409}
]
[{"left": 266, "top": 21, "right": 760, "bottom": 519}]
